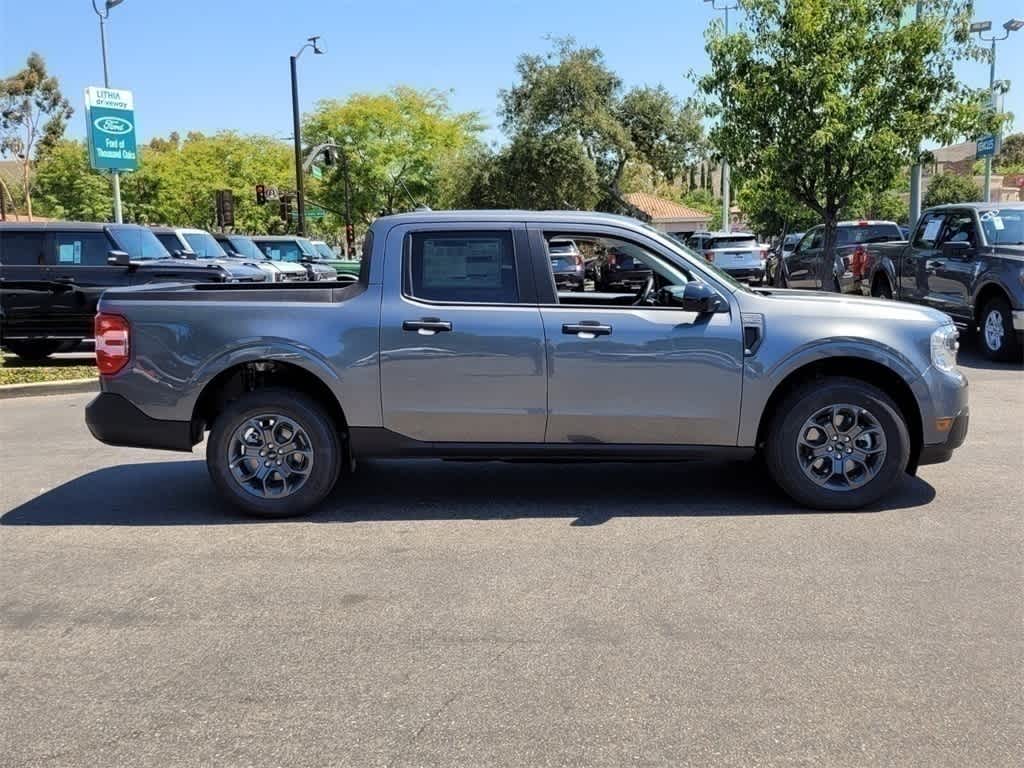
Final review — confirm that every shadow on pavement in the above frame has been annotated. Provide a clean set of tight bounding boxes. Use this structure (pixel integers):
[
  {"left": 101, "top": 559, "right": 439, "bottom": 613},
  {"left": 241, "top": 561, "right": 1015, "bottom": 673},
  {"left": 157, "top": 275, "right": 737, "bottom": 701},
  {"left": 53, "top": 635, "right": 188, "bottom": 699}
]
[{"left": 2, "top": 457, "right": 936, "bottom": 527}]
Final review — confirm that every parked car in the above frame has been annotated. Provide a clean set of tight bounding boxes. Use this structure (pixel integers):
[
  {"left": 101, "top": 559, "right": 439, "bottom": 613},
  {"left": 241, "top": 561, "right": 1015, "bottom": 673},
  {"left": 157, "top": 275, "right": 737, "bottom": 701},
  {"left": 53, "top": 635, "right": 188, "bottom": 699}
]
[
  {"left": 547, "top": 238, "right": 585, "bottom": 291},
  {"left": 776, "top": 220, "right": 903, "bottom": 291},
  {"left": 690, "top": 232, "right": 768, "bottom": 284},
  {"left": 856, "top": 203, "right": 1024, "bottom": 361},
  {"left": 310, "top": 240, "right": 361, "bottom": 281},
  {"left": 213, "top": 233, "right": 308, "bottom": 282},
  {"left": 250, "top": 236, "right": 338, "bottom": 281},
  {"left": 86, "top": 210, "right": 967, "bottom": 517},
  {"left": 593, "top": 243, "right": 655, "bottom": 292},
  {"left": 0, "top": 221, "right": 248, "bottom": 360},
  {"left": 150, "top": 227, "right": 269, "bottom": 283},
  {"left": 766, "top": 232, "right": 805, "bottom": 286}
]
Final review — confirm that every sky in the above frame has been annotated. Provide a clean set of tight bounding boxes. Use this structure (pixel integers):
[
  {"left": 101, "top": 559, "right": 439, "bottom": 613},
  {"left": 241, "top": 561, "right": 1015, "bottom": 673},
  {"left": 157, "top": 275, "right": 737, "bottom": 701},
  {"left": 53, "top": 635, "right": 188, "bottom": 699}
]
[{"left": 2, "top": 0, "right": 1022, "bottom": 148}]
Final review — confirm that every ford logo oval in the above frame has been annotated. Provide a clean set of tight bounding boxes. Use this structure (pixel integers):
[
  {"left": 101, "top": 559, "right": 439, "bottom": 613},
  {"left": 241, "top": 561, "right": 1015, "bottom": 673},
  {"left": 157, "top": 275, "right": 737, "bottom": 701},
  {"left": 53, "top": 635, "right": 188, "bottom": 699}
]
[{"left": 94, "top": 116, "right": 132, "bottom": 135}]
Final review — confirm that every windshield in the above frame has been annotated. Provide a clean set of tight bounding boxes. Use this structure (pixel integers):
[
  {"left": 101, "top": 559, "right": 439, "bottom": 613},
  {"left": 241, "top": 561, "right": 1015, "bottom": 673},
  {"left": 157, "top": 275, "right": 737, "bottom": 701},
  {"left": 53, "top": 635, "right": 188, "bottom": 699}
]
[
  {"left": 639, "top": 222, "right": 749, "bottom": 293},
  {"left": 979, "top": 208, "right": 1024, "bottom": 246},
  {"left": 108, "top": 226, "right": 170, "bottom": 260},
  {"left": 226, "top": 236, "right": 266, "bottom": 260},
  {"left": 296, "top": 237, "right": 320, "bottom": 258},
  {"left": 183, "top": 232, "right": 228, "bottom": 259},
  {"left": 313, "top": 242, "right": 336, "bottom": 260},
  {"left": 255, "top": 240, "right": 304, "bottom": 263}
]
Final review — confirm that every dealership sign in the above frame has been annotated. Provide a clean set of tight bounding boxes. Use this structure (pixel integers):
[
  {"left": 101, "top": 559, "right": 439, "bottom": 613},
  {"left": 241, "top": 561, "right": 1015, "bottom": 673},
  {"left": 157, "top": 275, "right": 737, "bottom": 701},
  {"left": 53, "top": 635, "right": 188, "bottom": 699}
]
[{"left": 85, "top": 87, "right": 138, "bottom": 171}]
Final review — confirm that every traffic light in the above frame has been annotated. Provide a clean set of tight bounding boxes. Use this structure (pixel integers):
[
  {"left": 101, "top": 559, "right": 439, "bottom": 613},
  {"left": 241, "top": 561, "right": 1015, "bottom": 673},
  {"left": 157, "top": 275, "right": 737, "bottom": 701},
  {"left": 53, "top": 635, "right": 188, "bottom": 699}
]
[
  {"left": 215, "top": 189, "right": 235, "bottom": 227},
  {"left": 345, "top": 222, "right": 355, "bottom": 252},
  {"left": 279, "top": 194, "right": 293, "bottom": 222},
  {"left": 255, "top": 184, "right": 267, "bottom": 205}
]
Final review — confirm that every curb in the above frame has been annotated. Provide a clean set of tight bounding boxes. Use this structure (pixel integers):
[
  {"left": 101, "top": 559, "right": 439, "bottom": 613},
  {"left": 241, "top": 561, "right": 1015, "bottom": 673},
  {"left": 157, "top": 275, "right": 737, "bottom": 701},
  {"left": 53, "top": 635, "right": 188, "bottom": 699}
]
[{"left": 0, "top": 378, "right": 99, "bottom": 399}]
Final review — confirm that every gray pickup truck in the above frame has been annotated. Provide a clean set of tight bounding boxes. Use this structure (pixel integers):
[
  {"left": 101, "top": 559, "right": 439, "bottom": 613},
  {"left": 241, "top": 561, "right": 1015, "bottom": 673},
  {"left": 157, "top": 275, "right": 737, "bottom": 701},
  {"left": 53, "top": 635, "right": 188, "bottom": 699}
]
[
  {"left": 85, "top": 211, "right": 968, "bottom": 517},
  {"left": 856, "top": 203, "right": 1024, "bottom": 362}
]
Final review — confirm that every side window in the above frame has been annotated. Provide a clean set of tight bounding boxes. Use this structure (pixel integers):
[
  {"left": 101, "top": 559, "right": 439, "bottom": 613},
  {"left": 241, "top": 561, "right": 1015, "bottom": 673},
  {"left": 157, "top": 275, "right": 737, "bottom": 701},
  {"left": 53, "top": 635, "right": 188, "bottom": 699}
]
[
  {"left": 795, "top": 230, "right": 815, "bottom": 254},
  {"left": 810, "top": 229, "right": 824, "bottom": 249},
  {"left": 913, "top": 213, "right": 945, "bottom": 249},
  {"left": 406, "top": 231, "right": 518, "bottom": 304},
  {"left": 50, "top": 232, "right": 114, "bottom": 267},
  {"left": 0, "top": 232, "right": 45, "bottom": 265},
  {"left": 939, "top": 212, "right": 977, "bottom": 245}
]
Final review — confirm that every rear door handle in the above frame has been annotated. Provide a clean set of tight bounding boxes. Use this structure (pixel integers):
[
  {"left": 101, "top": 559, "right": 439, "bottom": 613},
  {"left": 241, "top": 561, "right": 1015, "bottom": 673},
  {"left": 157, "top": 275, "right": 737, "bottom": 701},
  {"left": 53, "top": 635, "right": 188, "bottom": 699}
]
[
  {"left": 402, "top": 319, "right": 452, "bottom": 335},
  {"left": 563, "top": 322, "right": 612, "bottom": 338},
  {"left": 926, "top": 260, "right": 942, "bottom": 270},
  {"left": 55, "top": 276, "right": 76, "bottom": 283}
]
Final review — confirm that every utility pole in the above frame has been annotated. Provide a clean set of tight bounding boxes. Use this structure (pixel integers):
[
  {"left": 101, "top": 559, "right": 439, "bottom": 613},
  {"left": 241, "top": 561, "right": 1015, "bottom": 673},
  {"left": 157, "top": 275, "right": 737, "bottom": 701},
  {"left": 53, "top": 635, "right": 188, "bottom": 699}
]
[
  {"left": 971, "top": 18, "right": 1023, "bottom": 202},
  {"left": 908, "top": 1, "right": 923, "bottom": 228},
  {"left": 92, "top": 0, "right": 126, "bottom": 223},
  {"left": 290, "top": 36, "right": 324, "bottom": 236},
  {"left": 705, "top": 0, "right": 739, "bottom": 233}
]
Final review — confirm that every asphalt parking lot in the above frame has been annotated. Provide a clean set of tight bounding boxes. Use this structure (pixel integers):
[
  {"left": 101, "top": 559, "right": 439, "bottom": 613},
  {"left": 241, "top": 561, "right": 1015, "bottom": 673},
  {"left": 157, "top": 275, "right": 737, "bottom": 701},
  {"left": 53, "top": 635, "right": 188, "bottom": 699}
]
[{"left": 1, "top": 350, "right": 1021, "bottom": 767}]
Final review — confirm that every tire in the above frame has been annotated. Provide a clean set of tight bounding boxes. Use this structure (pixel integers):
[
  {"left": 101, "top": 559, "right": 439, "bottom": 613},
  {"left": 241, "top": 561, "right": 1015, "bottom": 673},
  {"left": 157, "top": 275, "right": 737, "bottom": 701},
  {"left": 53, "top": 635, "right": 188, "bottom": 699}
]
[
  {"left": 206, "top": 387, "right": 342, "bottom": 517},
  {"left": 776, "top": 266, "right": 788, "bottom": 288},
  {"left": 978, "top": 295, "right": 1022, "bottom": 363},
  {"left": 764, "top": 377, "right": 911, "bottom": 510},
  {"left": 3, "top": 339, "right": 63, "bottom": 361},
  {"left": 872, "top": 279, "right": 892, "bottom": 300}
]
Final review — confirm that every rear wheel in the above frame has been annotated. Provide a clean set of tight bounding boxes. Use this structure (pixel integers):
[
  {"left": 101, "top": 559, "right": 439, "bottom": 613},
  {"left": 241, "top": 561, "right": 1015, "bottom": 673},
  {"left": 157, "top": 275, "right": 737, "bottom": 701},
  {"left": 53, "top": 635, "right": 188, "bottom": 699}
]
[
  {"left": 3, "top": 339, "right": 63, "bottom": 362},
  {"left": 871, "top": 279, "right": 892, "bottom": 300},
  {"left": 978, "top": 295, "right": 1022, "bottom": 362},
  {"left": 765, "top": 377, "right": 910, "bottom": 510},
  {"left": 206, "top": 387, "right": 342, "bottom": 517}
]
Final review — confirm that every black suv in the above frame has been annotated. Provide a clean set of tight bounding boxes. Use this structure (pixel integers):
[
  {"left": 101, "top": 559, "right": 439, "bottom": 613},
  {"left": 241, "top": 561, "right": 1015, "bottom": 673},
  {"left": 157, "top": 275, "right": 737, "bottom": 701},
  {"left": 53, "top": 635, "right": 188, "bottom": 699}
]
[{"left": 0, "top": 221, "right": 247, "bottom": 360}]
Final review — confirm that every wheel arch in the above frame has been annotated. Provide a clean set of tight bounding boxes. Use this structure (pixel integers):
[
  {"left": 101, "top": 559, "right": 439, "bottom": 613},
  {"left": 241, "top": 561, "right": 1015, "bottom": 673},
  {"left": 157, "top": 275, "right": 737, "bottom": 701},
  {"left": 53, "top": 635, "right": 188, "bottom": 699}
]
[
  {"left": 973, "top": 280, "right": 1012, "bottom": 324},
  {"left": 754, "top": 355, "right": 924, "bottom": 473}
]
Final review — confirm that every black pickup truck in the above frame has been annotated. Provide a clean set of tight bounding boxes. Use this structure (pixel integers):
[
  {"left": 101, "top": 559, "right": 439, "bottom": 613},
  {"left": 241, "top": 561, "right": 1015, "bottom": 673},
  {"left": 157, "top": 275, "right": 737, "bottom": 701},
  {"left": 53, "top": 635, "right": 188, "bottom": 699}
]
[{"left": 857, "top": 203, "right": 1024, "bottom": 362}]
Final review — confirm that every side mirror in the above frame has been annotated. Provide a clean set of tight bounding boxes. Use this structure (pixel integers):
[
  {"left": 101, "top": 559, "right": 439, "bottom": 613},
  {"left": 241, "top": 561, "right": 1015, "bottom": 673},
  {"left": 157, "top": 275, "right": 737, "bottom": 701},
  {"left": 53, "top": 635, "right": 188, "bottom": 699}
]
[
  {"left": 172, "top": 249, "right": 197, "bottom": 260},
  {"left": 106, "top": 250, "right": 131, "bottom": 267},
  {"left": 941, "top": 241, "right": 972, "bottom": 259},
  {"left": 659, "top": 282, "right": 725, "bottom": 314}
]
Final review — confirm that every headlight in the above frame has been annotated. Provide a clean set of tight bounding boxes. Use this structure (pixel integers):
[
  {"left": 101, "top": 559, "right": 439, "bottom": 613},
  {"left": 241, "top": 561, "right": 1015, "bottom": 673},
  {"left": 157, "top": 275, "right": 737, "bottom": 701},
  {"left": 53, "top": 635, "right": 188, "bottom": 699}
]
[{"left": 930, "top": 324, "right": 959, "bottom": 373}]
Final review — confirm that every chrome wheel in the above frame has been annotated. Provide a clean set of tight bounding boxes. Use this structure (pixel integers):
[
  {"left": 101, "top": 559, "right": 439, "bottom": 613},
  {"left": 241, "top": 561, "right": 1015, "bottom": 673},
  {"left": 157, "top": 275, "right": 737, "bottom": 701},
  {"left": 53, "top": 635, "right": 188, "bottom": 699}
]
[
  {"left": 984, "top": 309, "right": 1005, "bottom": 352},
  {"left": 227, "top": 414, "right": 314, "bottom": 499},
  {"left": 796, "top": 404, "right": 887, "bottom": 492}
]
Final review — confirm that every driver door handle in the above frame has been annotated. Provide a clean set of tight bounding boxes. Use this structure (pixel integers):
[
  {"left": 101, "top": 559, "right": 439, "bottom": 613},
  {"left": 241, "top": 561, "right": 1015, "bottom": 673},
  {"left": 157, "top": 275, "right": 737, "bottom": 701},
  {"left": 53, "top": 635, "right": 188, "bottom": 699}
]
[
  {"left": 402, "top": 318, "right": 452, "bottom": 335},
  {"left": 563, "top": 322, "right": 612, "bottom": 338}
]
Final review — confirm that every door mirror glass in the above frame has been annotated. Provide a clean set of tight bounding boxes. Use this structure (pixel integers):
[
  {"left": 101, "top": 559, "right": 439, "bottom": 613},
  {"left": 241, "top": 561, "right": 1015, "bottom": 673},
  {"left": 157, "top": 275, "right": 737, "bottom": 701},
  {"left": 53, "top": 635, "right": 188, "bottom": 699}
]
[
  {"left": 106, "top": 250, "right": 131, "bottom": 267},
  {"left": 941, "top": 241, "right": 972, "bottom": 259},
  {"left": 659, "top": 282, "right": 725, "bottom": 313}
]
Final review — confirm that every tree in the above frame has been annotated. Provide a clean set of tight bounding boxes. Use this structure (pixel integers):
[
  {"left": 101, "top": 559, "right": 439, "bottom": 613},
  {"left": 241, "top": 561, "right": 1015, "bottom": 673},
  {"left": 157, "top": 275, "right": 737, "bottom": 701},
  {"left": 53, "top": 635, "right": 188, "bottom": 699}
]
[
  {"left": 304, "top": 87, "right": 484, "bottom": 228},
  {"left": 995, "top": 132, "right": 1024, "bottom": 173},
  {"left": 700, "top": 0, "right": 996, "bottom": 276},
  {"left": 736, "top": 173, "right": 820, "bottom": 238},
  {"left": 923, "top": 172, "right": 980, "bottom": 207},
  {"left": 500, "top": 38, "right": 704, "bottom": 210},
  {"left": 0, "top": 53, "right": 72, "bottom": 219},
  {"left": 33, "top": 140, "right": 111, "bottom": 221}
]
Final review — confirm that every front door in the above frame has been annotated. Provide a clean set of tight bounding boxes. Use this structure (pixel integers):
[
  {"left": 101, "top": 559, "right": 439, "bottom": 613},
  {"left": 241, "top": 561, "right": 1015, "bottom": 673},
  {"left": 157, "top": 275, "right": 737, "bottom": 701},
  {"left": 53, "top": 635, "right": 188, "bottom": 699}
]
[
  {"left": 926, "top": 209, "right": 978, "bottom": 322},
  {"left": 901, "top": 211, "right": 946, "bottom": 304},
  {"left": 787, "top": 228, "right": 823, "bottom": 289},
  {"left": 530, "top": 224, "right": 744, "bottom": 446},
  {"left": 379, "top": 223, "right": 548, "bottom": 443}
]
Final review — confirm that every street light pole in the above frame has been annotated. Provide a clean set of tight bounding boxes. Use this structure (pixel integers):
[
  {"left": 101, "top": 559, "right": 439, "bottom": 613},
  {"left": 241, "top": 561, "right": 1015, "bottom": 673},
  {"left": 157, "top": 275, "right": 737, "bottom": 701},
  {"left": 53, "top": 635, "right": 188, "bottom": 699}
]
[
  {"left": 705, "top": 0, "right": 739, "bottom": 233},
  {"left": 92, "top": 0, "right": 126, "bottom": 223},
  {"left": 908, "top": 1, "right": 924, "bottom": 229},
  {"left": 971, "top": 18, "right": 1022, "bottom": 203},
  {"left": 290, "top": 36, "right": 323, "bottom": 236}
]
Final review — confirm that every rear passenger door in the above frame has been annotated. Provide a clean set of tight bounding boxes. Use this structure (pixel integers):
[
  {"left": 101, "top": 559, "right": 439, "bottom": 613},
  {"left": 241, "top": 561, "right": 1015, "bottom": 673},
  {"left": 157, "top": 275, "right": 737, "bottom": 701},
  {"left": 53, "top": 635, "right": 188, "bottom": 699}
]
[
  {"left": 378, "top": 223, "right": 548, "bottom": 443},
  {"left": 0, "top": 230, "right": 49, "bottom": 338},
  {"left": 45, "top": 230, "right": 130, "bottom": 340}
]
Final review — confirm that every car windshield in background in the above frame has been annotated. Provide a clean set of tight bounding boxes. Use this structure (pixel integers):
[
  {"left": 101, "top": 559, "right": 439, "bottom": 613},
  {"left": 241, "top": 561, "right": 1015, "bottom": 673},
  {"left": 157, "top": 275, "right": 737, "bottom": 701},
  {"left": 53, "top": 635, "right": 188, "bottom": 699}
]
[
  {"left": 314, "top": 242, "right": 335, "bottom": 260},
  {"left": 108, "top": 226, "right": 170, "bottom": 260},
  {"left": 836, "top": 224, "right": 903, "bottom": 245},
  {"left": 708, "top": 236, "right": 758, "bottom": 249},
  {"left": 226, "top": 236, "right": 265, "bottom": 260},
  {"left": 183, "top": 232, "right": 228, "bottom": 259},
  {"left": 980, "top": 209, "right": 1024, "bottom": 245},
  {"left": 640, "top": 223, "right": 750, "bottom": 293},
  {"left": 297, "top": 237, "right": 320, "bottom": 258}
]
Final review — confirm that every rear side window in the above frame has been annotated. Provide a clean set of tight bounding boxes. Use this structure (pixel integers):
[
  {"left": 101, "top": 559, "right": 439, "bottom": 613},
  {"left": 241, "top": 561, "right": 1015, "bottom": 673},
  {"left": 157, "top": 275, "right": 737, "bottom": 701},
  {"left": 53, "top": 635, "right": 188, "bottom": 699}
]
[
  {"left": 406, "top": 231, "right": 518, "bottom": 304},
  {"left": 0, "top": 231, "right": 45, "bottom": 265},
  {"left": 837, "top": 224, "right": 904, "bottom": 245},
  {"left": 50, "top": 231, "right": 113, "bottom": 266},
  {"left": 359, "top": 229, "right": 373, "bottom": 283}
]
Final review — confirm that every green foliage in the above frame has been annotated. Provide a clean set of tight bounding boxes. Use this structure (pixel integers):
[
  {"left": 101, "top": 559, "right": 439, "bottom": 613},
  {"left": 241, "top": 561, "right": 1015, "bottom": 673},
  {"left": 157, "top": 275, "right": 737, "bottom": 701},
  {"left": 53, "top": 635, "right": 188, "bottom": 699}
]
[
  {"left": 33, "top": 140, "right": 111, "bottom": 221},
  {"left": 700, "top": 0, "right": 995, "bottom": 255},
  {"left": 304, "top": 87, "right": 484, "bottom": 228},
  {"left": 123, "top": 131, "right": 294, "bottom": 232},
  {"left": 0, "top": 52, "right": 72, "bottom": 217},
  {"left": 995, "top": 132, "right": 1024, "bottom": 173},
  {"left": 736, "top": 173, "right": 820, "bottom": 237},
  {"left": 923, "top": 172, "right": 980, "bottom": 207}
]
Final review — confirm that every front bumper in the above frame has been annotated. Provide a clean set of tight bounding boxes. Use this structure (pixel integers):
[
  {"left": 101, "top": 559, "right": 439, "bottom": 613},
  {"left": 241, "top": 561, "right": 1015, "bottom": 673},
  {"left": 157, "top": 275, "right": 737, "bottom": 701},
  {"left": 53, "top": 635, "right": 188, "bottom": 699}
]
[
  {"left": 918, "top": 408, "right": 969, "bottom": 466},
  {"left": 1012, "top": 309, "right": 1024, "bottom": 332},
  {"left": 86, "top": 392, "right": 198, "bottom": 452},
  {"left": 915, "top": 362, "right": 970, "bottom": 467}
]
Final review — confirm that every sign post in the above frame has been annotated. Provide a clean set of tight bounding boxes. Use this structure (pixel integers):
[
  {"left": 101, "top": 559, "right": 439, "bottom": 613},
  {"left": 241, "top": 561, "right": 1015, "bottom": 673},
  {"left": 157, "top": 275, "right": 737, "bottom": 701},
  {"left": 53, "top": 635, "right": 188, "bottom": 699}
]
[{"left": 85, "top": 86, "right": 138, "bottom": 221}]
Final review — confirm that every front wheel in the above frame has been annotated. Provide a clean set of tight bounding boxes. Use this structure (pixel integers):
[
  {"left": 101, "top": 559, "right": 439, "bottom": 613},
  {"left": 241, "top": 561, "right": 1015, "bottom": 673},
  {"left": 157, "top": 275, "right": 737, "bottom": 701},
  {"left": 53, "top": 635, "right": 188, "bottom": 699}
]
[
  {"left": 979, "top": 295, "right": 1022, "bottom": 362},
  {"left": 206, "top": 387, "right": 342, "bottom": 517},
  {"left": 765, "top": 377, "right": 911, "bottom": 510}
]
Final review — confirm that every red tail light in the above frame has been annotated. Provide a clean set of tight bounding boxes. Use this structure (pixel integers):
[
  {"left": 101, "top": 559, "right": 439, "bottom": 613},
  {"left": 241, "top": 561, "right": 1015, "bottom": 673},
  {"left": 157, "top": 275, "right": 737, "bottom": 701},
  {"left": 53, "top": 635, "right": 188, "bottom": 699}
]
[
  {"left": 850, "top": 245, "right": 867, "bottom": 280},
  {"left": 703, "top": 250, "right": 715, "bottom": 262},
  {"left": 759, "top": 248, "right": 768, "bottom": 261},
  {"left": 95, "top": 313, "right": 130, "bottom": 375}
]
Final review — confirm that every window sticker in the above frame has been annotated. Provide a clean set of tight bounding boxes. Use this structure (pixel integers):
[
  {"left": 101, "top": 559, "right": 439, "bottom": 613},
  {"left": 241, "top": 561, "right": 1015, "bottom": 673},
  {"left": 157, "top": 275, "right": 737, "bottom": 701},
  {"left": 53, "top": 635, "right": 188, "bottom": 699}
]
[
  {"left": 58, "top": 242, "right": 81, "bottom": 264},
  {"left": 921, "top": 219, "right": 942, "bottom": 243}
]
